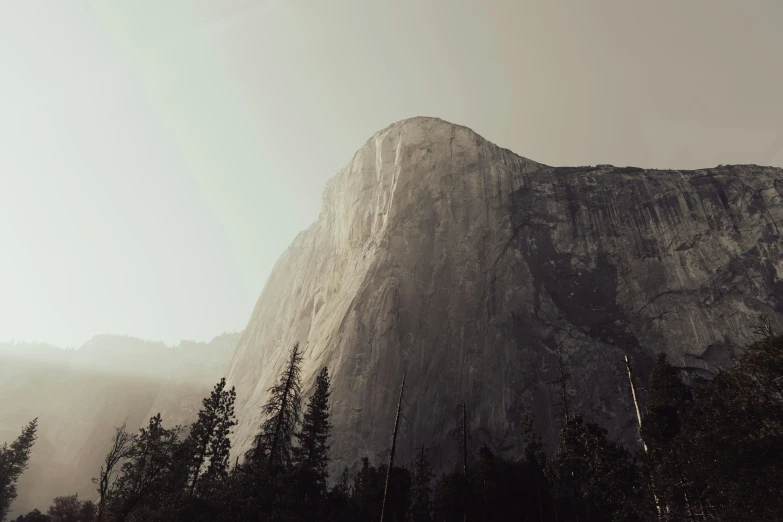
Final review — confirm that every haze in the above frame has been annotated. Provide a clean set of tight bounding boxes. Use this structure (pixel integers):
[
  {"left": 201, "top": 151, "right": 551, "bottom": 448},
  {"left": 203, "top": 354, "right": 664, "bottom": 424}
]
[{"left": 2, "top": 0, "right": 782, "bottom": 348}]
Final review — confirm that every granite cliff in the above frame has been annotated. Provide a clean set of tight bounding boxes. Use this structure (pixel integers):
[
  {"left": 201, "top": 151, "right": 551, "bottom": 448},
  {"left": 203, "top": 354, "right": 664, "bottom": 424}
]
[{"left": 226, "top": 117, "right": 783, "bottom": 474}]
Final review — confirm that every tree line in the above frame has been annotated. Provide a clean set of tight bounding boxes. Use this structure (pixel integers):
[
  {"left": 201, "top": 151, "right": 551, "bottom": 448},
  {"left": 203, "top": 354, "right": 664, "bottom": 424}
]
[{"left": 2, "top": 331, "right": 781, "bottom": 521}]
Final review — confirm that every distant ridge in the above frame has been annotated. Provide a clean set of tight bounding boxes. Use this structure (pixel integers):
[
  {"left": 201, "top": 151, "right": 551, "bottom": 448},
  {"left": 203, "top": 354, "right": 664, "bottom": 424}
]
[{"left": 0, "top": 332, "right": 241, "bottom": 516}]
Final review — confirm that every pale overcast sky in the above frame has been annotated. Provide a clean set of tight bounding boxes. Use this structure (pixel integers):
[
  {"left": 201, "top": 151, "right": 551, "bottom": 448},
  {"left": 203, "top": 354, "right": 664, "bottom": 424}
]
[{"left": 1, "top": 0, "right": 782, "bottom": 347}]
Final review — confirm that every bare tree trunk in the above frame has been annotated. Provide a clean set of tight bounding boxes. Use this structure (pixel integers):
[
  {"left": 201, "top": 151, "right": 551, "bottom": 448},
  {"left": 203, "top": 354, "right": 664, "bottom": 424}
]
[
  {"left": 462, "top": 402, "right": 468, "bottom": 477},
  {"left": 96, "top": 423, "right": 133, "bottom": 522},
  {"left": 380, "top": 373, "right": 406, "bottom": 522},
  {"left": 624, "top": 356, "right": 647, "bottom": 451},
  {"left": 624, "top": 355, "right": 663, "bottom": 520},
  {"left": 462, "top": 402, "right": 469, "bottom": 522}
]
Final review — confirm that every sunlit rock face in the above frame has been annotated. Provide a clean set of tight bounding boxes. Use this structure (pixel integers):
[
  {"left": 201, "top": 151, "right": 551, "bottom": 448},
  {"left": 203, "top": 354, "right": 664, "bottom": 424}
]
[{"left": 227, "top": 116, "right": 783, "bottom": 474}]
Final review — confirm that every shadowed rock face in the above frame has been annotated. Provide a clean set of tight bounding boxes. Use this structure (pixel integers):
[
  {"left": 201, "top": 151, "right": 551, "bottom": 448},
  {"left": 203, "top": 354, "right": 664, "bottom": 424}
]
[{"left": 227, "top": 116, "right": 783, "bottom": 474}]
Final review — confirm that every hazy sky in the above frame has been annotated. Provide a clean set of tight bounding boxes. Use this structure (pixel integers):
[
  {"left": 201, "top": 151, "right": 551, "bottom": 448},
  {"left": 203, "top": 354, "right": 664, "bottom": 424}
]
[{"left": 2, "top": 0, "right": 782, "bottom": 348}]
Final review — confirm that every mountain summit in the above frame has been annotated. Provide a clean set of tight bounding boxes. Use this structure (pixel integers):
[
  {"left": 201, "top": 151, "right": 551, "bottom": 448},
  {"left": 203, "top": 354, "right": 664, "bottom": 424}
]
[{"left": 226, "top": 117, "right": 783, "bottom": 473}]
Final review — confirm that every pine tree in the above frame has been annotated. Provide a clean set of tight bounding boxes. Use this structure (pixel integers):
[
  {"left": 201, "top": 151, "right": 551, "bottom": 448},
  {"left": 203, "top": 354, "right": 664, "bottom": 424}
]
[
  {"left": 676, "top": 335, "right": 783, "bottom": 520},
  {"left": 323, "top": 467, "right": 352, "bottom": 522},
  {"left": 47, "top": 494, "right": 96, "bottom": 522},
  {"left": 334, "top": 466, "right": 351, "bottom": 499},
  {"left": 635, "top": 336, "right": 783, "bottom": 520},
  {"left": 641, "top": 354, "right": 689, "bottom": 447},
  {"left": 432, "top": 469, "right": 470, "bottom": 522},
  {"left": 475, "top": 445, "right": 496, "bottom": 522},
  {"left": 352, "top": 458, "right": 384, "bottom": 522},
  {"left": 640, "top": 353, "right": 694, "bottom": 518},
  {"left": 549, "top": 414, "right": 644, "bottom": 522},
  {"left": 521, "top": 414, "right": 552, "bottom": 522},
  {"left": 13, "top": 509, "right": 50, "bottom": 522},
  {"left": 108, "top": 414, "right": 183, "bottom": 521},
  {"left": 292, "top": 367, "right": 332, "bottom": 506},
  {"left": 248, "top": 343, "right": 303, "bottom": 471},
  {"left": 344, "top": 457, "right": 411, "bottom": 522},
  {"left": 441, "top": 401, "right": 473, "bottom": 522},
  {"left": 407, "top": 447, "right": 433, "bottom": 522},
  {"left": 186, "top": 378, "right": 237, "bottom": 496},
  {"left": 0, "top": 418, "right": 38, "bottom": 522}
]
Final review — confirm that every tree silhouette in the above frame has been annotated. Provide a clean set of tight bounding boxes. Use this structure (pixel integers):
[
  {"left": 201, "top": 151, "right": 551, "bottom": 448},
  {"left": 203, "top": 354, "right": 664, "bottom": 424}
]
[
  {"left": 0, "top": 419, "right": 38, "bottom": 521},
  {"left": 185, "top": 378, "right": 236, "bottom": 497},
  {"left": 292, "top": 367, "right": 332, "bottom": 512},
  {"left": 677, "top": 335, "right": 783, "bottom": 520},
  {"left": 407, "top": 447, "right": 433, "bottom": 522},
  {"left": 107, "top": 414, "right": 183, "bottom": 521},
  {"left": 248, "top": 343, "right": 303, "bottom": 471},
  {"left": 12, "top": 509, "right": 50, "bottom": 522},
  {"left": 10, "top": 328, "right": 783, "bottom": 522},
  {"left": 640, "top": 353, "right": 694, "bottom": 518},
  {"left": 549, "top": 414, "right": 644, "bottom": 522},
  {"left": 94, "top": 423, "right": 134, "bottom": 522},
  {"left": 46, "top": 494, "right": 96, "bottom": 522}
]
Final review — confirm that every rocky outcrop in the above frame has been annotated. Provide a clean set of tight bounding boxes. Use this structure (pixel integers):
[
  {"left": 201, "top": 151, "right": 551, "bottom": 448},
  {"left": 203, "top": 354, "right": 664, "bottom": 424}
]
[{"left": 227, "top": 116, "right": 783, "bottom": 475}]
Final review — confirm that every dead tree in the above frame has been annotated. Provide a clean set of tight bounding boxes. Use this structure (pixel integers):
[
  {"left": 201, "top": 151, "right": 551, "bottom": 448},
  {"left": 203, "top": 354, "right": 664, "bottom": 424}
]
[
  {"left": 753, "top": 314, "right": 775, "bottom": 339},
  {"left": 450, "top": 401, "right": 473, "bottom": 522},
  {"left": 624, "top": 355, "right": 647, "bottom": 452},
  {"left": 461, "top": 402, "right": 469, "bottom": 477},
  {"left": 624, "top": 355, "right": 662, "bottom": 519},
  {"left": 380, "top": 373, "right": 406, "bottom": 522},
  {"left": 94, "top": 423, "right": 134, "bottom": 522}
]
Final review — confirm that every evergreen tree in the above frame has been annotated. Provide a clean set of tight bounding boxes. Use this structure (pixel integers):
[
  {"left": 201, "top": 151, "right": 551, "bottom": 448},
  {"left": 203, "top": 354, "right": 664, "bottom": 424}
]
[
  {"left": 323, "top": 466, "right": 352, "bottom": 522},
  {"left": 293, "top": 367, "right": 332, "bottom": 480},
  {"left": 464, "top": 444, "right": 557, "bottom": 522},
  {"left": 376, "top": 463, "right": 411, "bottom": 522},
  {"left": 520, "top": 413, "right": 553, "bottom": 522},
  {"left": 79, "top": 501, "right": 97, "bottom": 522},
  {"left": 350, "top": 457, "right": 387, "bottom": 522},
  {"left": 292, "top": 367, "right": 332, "bottom": 514},
  {"left": 475, "top": 444, "right": 497, "bottom": 521},
  {"left": 407, "top": 447, "right": 433, "bottom": 522},
  {"left": 641, "top": 354, "right": 690, "bottom": 446},
  {"left": 106, "top": 414, "right": 184, "bottom": 521},
  {"left": 549, "top": 414, "right": 644, "bottom": 522},
  {"left": 13, "top": 323, "right": 781, "bottom": 522},
  {"left": 639, "top": 353, "right": 694, "bottom": 518},
  {"left": 432, "top": 468, "right": 470, "bottom": 522},
  {"left": 0, "top": 419, "right": 38, "bottom": 522},
  {"left": 46, "top": 494, "right": 96, "bottom": 522},
  {"left": 676, "top": 335, "right": 783, "bottom": 520},
  {"left": 248, "top": 343, "right": 303, "bottom": 470},
  {"left": 233, "top": 343, "right": 304, "bottom": 521},
  {"left": 185, "top": 378, "right": 236, "bottom": 496},
  {"left": 13, "top": 510, "right": 50, "bottom": 522}
]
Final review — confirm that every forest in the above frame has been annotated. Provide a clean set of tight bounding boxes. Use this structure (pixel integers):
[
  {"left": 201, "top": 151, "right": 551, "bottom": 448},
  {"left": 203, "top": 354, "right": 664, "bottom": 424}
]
[{"left": 1, "top": 326, "right": 781, "bottom": 522}]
